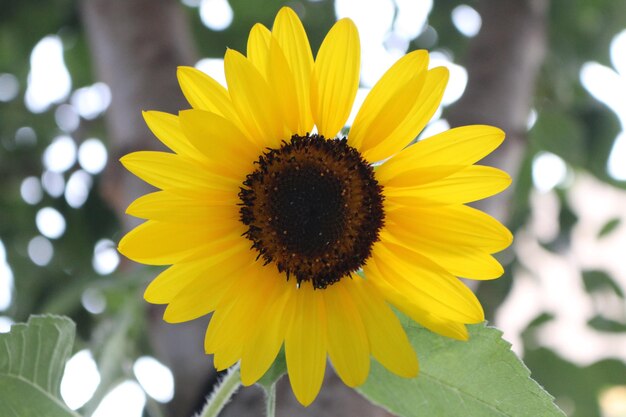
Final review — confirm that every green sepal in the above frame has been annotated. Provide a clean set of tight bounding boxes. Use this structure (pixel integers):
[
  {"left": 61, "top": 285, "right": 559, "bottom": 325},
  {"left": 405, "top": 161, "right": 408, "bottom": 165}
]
[{"left": 256, "top": 347, "right": 287, "bottom": 390}]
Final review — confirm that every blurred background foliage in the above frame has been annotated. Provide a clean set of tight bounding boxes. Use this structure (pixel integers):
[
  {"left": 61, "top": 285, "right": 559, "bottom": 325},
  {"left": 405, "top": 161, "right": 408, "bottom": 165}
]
[{"left": 1, "top": 0, "right": 626, "bottom": 416}]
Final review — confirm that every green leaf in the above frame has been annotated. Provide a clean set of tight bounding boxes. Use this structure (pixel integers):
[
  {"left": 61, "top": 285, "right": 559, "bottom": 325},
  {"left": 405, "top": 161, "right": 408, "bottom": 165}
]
[
  {"left": 0, "top": 315, "right": 80, "bottom": 417},
  {"left": 597, "top": 217, "right": 621, "bottom": 238},
  {"left": 357, "top": 321, "right": 565, "bottom": 417},
  {"left": 587, "top": 315, "right": 626, "bottom": 332},
  {"left": 582, "top": 269, "right": 624, "bottom": 298}
]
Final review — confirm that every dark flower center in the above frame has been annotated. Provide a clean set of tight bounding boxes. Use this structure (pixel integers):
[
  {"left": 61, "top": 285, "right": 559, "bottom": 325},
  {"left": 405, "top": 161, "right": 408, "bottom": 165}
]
[{"left": 239, "top": 134, "right": 384, "bottom": 289}]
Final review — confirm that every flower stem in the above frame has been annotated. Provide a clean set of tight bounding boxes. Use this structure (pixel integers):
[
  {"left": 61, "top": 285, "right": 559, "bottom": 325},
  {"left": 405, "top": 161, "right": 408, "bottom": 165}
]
[
  {"left": 264, "top": 382, "right": 276, "bottom": 417},
  {"left": 196, "top": 363, "right": 241, "bottom": 417}
]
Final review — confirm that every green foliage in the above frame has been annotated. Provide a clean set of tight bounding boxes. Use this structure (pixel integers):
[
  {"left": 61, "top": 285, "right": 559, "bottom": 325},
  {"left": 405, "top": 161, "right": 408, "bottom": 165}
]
[
  {"left": 587, "top": 315, "right": 626, "bottom": 332},
  {"left": 524, "top": 347, "right": 626, "bottom": 417},
  {"left": 0, "top": 315, "right": 79, "bottom": 417},
  {"left": 597, "top": 217, "right": 621, "bottom": 238},
  {"left": 530, "top": 109, "right": 586, "bottom": 166},
  {"left": 583, "top": 269, "right": 624, "bottom": 298},
  {"left": 357, "top": 321, "right": 565, "bottom": 417}
]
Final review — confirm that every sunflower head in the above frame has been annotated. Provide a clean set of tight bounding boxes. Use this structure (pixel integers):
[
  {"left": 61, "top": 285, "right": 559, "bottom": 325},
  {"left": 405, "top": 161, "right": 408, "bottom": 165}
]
[
  {"left": 119, "top": 7, "right": 512, "bottom": 406},
  {"left": 238, "top": 133, "right": 385, "bottom": 289}
]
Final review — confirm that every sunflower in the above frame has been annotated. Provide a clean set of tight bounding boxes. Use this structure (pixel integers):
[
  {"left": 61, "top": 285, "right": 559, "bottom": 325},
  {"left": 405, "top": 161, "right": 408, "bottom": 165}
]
[{"left": 118, "top": 7, "right": 512, "bottom": 406}]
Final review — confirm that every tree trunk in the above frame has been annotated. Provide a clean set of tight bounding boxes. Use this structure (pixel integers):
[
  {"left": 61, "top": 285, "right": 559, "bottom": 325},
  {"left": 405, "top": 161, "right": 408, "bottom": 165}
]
[
  {"left": 79, "top": 2, "right": 215, "bottom": 417},
  {"left": 80, "top": 0, "right": 197, "bottom": 221},
  {"left": 447, "top": 0, "right": 549, "bottom": 222}
]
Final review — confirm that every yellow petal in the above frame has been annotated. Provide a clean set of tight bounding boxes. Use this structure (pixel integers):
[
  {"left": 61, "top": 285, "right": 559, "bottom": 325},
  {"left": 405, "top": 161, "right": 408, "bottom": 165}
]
[
  {"left": 416, "top": 313, "right": 469, "bottom": 341},
  {"left": 144, "top": 240, "right": 249, "bottom": 304},
  {"left": 364, "top": 262, "right": 469, "bottom": 340},
  {"left": 349, "top": 278, "right": 418, "bottom": 377},
  {"left": 247, "top": 23, "right": 271, "bottom": 78},
  {"left": 267, "top": 37, "right": 300, "bottom": 135},
  {"left": 207, "top": 265, "right": 279, "bottom": 370},
  {"left": 386, "top": 205, "right": 513, "bottom": 253},
  {"left": 376, "top": 125, "right": 505, "bottom": 183},
  {"left": 125, "top": 191, "right": 229, "bottom": 222},
  {"left": 126, "top": 190, "right": 235, "bottom": 223},
  {"left": 161, "top": 244, "right": 255, "bottom": 322},
  {"left": 384, "top": 226, "right": 505, "bottom": 279},
  {"left": 132, "top": 186, "right": 238, "bottom": 206},
  {"left": 120, "top": 151, "right": 238, "bottom": 195},
  {"left": 213, "top": 348, "right": 241, "bottom": 372},
  {"left": 362, "top": 67, "right": 449, "bottom": 163},
  {"left": 210, "top": 304, "right": 244, "bottom": 370},
  {"left": 310, "top": 18, "right": 360, "bottom": 138},
  {"left": 240, "top": 279, "right": 295, "bottom": 385},
  {"left": 369, "top": 241, "right": 484, "bottom": 323},
  {"left": 177, "top": 66, "right": 239, "bottom": 123},
  {"left": 323, "top": 280, "right": 370, "bottom": 387},
  {"left": 377, "top": 166, "right": 468, "bottom": 193},
  {"left": 118, "top": 220, "right": 240, "bottom": 265},
  {"left": 421, "top": 246, "right": 504, "bottom": 280},
  {"left": 358, "top": 72, "right": 427, "bottom": 156},
  {"left": 142, "top": 111, "right": 201, "bottom": 160},
  {"left": 285, "top": 282, "right": 327, "bottom": 406},
  {"left": 204, "top": 297, "right": 236, "bottom": 355},
  {"left": 204, "top": 264, "right": 276, "bottom": 353},
  {"left": 349, "top": 50, "right": 428, "bottom": 151},
  {"left": 383, "top": 165, "right": 512, "bottom": 204},
  {"left": 179, "top": 109, "right": 261, "bottom": 174},
  {"left": 273, "top": 7, "right": 314, "bottom": 134},
  {"left": 224, "top": 49, "right": 287, "bottom": 149},
  {"left": 144, "top": 261, "right": 202, "bottom": 304}
]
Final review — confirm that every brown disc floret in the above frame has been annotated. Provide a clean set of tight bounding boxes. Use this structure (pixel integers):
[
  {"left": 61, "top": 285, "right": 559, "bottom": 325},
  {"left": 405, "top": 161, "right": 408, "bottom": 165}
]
[{"left": 239, "top": 134, "right": 384, "bottom": 289}]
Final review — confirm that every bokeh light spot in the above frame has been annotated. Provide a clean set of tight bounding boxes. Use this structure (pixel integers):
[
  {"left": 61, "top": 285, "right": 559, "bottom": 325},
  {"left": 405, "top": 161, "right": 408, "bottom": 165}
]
[
  {"left": 20, "top": 176, "right": 43, "bottom": 205},
  {"left": 41, "top": 171, "right": 66, "bottom": 198},
  {"left": 133, "top": 356, "right": 175, "bottom": 403},
  {"left": 93, "top": 239, "right": 120, "bottom": 275},
  {"left": 25, "top": 36, "right": 71, "bottom": 113},
  {"left": 15, "top": 126, "right": 37, "bottom": 147},
  {"left": 71, "top": 82, "right": 111, "bottom": 120},
  {"left": 0, "top": 73, "right": 19, "bottom": 102},
  {"left": 0, "top": 241, "right": 14, "bottom": 311},
  {"left": 36, "top": 207, "right": 66, "bottom": 239},
  {"left": 27, "top": 236, "right": 54, "bottom": 266},
  {"left": 91, "top": 380, "right": 146, "bottom": 417},
  {"left": 61, "top": 349, "right": 101, "bottom": 410},
  {"left": 55, "top": 104, "right": 80, "bottom": 132},
  {"left": 199, "top": 0, "right": 233, "bottom": 31},
  {"left": 81, "top": 288, "right": 106, "bottom": 315},
  {"left": 43, "top": 135, "right": 77, "bottom": 173},
  {"left": 393, "top": 0, "right": 432, "bottom": 40},
  {"left": 608, "top": 133, "right": 626, "bottom": 181},
  {"left": 451, "top": 5, "right": 482, "bottom": 37},
  {"left": 78, "top": 138, "right": 108, "bottom": 174},
  {"left": 532, "top": 151, "right": 568, "bottom": 193},
  {"left": 65, "top": 170, "right": 93, "bottom": 208},
  {"left": 0, "top": 316, "right": 14, "bottom": 333}
]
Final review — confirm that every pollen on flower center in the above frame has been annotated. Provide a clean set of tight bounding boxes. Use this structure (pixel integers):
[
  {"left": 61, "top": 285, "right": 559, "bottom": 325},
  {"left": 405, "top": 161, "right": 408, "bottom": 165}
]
[{"left": 239, "top": 134, "right": 385, "bottom": 289}]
